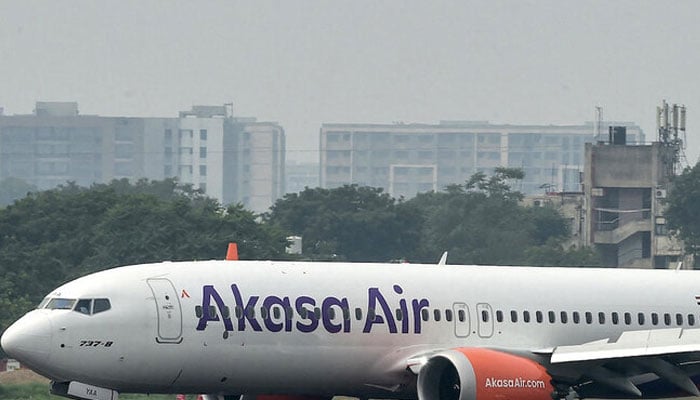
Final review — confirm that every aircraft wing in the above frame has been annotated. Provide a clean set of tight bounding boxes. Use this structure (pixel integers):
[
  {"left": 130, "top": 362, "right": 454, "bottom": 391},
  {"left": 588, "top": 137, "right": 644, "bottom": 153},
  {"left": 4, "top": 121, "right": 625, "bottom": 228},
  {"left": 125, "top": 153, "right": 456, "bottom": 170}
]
[
  {"left": 543, "top": 328, "right": 700, "bottom": 363},
  {"left": 534, "top": 327, "right": 700, "bottom": 398}
]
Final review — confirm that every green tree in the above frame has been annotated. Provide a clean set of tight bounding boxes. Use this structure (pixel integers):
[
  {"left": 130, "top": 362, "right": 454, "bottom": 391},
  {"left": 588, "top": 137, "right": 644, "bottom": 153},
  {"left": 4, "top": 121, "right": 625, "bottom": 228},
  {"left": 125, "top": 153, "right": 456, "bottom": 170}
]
[
  {"left": 524, "top": 239, "right": 602, "bottom": 267},
  {"left": 667, "top": 162, "right": 700, "bottom": 266},
  {"left": 403, "top": 168, "right": 577, "bottom": 265},
  {"left": 266, "top": 185, "right": 420, "bottom": 261}
]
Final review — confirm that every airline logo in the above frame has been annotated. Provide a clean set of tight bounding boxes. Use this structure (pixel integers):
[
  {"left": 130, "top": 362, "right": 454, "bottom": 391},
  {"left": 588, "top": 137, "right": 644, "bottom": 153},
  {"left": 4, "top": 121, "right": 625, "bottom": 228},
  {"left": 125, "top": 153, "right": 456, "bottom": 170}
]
[
  {"left": 196, "top": 284, "right": 431, "bottom": 334},
  {"left": 484, "top": 377, "right": 547, "bottom": 389}
]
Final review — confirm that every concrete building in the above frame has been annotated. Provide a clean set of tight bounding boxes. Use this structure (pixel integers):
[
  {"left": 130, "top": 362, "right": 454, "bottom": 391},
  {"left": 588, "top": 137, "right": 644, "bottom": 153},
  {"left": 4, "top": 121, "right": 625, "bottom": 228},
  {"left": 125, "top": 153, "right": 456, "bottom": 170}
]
[
  {"left": 286, "top": 161, "right": 320, "bottom": 194},
  {"left": 583, "top": 137, "right": 683, "bottom": 268},
  {"left": 231, "top": 119, "right": 285, "bottom": 213},
  {"left": 320, "top": 121, "right": 644, "bottom": 198},
  {"left": 0, "top": 102, "right": 285, "bottom": 213}
]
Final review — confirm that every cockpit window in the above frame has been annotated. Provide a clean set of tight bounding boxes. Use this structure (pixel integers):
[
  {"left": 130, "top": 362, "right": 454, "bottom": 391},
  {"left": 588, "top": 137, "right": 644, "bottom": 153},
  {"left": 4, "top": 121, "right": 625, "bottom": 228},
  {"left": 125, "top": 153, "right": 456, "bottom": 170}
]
[
  {"left": 93, "top": 298, "right": 111, "bottom": 314},
  {"left": 47, "top": 298, "right": 76, "bottom": 310},
  {"left": 75, "top": 299, "right": 92, "bottom": 315},
  {"left": 72, "top": 298, "right": 111, "bottom": 315},
  {"left": 37, "top": 297, "right": 51, "bottom": 309}
]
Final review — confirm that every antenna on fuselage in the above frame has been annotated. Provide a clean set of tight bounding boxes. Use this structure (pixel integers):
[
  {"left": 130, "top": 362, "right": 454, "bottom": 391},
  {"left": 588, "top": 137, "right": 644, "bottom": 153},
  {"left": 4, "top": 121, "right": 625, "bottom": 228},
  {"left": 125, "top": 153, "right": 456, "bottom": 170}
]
[{"left": 438, "top": 251, "right": 448, "bottom": 266}]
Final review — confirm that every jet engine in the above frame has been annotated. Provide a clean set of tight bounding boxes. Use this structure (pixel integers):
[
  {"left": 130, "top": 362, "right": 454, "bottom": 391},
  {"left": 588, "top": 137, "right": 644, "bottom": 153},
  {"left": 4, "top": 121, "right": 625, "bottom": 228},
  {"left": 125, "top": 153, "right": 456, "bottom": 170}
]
[{"left": 417, "top": 348, "right": 554, "bottom": 400}]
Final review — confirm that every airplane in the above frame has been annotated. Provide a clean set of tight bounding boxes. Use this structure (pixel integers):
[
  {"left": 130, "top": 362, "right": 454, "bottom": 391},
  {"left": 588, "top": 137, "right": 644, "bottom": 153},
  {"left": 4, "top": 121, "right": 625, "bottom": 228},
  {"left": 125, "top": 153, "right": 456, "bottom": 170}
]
[{"left": 4, "top": 250, "right": 700, "bottom": 400}]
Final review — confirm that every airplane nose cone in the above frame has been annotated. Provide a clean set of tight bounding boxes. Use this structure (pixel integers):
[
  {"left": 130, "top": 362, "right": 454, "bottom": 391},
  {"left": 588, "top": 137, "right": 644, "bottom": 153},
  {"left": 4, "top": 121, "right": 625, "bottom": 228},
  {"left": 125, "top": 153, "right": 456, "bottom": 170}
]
[{"left": 1, "top": 312, "right": 52, "bottom": 367}]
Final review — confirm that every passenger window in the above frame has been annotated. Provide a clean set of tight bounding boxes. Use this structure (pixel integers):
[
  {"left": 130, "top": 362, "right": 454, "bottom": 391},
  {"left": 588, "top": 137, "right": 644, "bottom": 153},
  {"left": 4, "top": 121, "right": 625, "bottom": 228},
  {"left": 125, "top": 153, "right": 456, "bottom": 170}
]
[
  {"left": 272, "top": 306, "right": 281, "bottom": 319},
  {"left": 652, "top": 313, "right": 659, "bottom": 325},
  {"left": 585, "top": 311, "right": 592, "bottom": 324},
  {"left": 458, "top": 309, "right": 466, "bottom": 322},
  {"left": 536, "top": 311, "right": 543, "bottom": 323},
  {"left": 445, "top": 309, "right": 453, "bottom": 322},
  {"left": 510, "top": 310, "right": 518, "bottom": 323},
  {"left": 624, "top": 312, "right": 631, "bottom": 325},
  {"left": 299, "top": 307, "right": 308, "bottom": 319},
  {"left": 286, "top": 307, "right": 294, "bottom": 320},
  {"left": 355, "top": 308, "right": 363, "bottom": 320},
  {"left": 222, "top": 306, "right": 230, "bottom": 319},
  {"left": 560, "top": 311, "right": 568, "bottom": 324},
  {"left": 327, "top": 307, "right": 335, "bottom": 320},
  {"left": 598, "top": 312, "right": 605, "bottom": 324},
  {"left": 421, "top": 309, "right": 429, "bottom": 321},
  {"left": 260, "top": 307, "right": 268, "bottom": 319},
  {"left": 246, "top": 307, "right": 255, "bottom": 318},
  {"left": 93, "top": 299, "right": 111, "bottom": 314},
  {"left": 235, "top": 306, "right": 243, "bottom": 319},
  {"left": 208, "top": 306, "right": 217, "bottom": 319},
  {"left": 396, "top": 309, "right": 403, "bottom": 321},
  {"left": 611, "top": 312, "right": 619, "bottom": 325},
  {"left": 342, "top": 307, "right": 350, "bottom": 321},
  {"left": 434, "top": 309, "right": 442, "bottom": 322},
  {"left": 481, "top": 310, "right": 489, "bottom": 322},
  {"left": 572, "top": 311, "right": 580, "bottom": 324},
  {"left": 548, "top": 311, "right": 555, "bottom": 323},
  {"left": 664, "top": 313, "right": 671, "bottom": 325},
  {"left": 495, "top": 310, "right": 503, "bottom": 323},
  {"left": 75, "top": 299, "right": 92, "bottom": 315},
  {"left": 368, "top": 308, "right": 376, "bottom": 321},
  {"left": 638, "top": 313, "right": 645, "bottom": 325},
  {"left": 689, "top": 314, "right": 695, "bottom": 326},
  {"left": 676, "top": 313, "right": 683, "bottom": 326},
  {"left": 523, "top": 311, "right": 530, "bottom": 323},
  {"left": 313, "top": 307, "right": 321, "bottom": 319},
  {"left": 195, "top": 305, "right": 203, "bottom": 318}
]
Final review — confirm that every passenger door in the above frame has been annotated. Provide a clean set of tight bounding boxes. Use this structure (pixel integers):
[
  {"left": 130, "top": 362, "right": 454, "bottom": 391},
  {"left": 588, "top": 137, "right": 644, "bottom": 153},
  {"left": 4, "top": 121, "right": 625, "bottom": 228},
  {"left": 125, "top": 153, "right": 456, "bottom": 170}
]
[{"left": 147, "top": 278, "right": 183, "bottom": 344}]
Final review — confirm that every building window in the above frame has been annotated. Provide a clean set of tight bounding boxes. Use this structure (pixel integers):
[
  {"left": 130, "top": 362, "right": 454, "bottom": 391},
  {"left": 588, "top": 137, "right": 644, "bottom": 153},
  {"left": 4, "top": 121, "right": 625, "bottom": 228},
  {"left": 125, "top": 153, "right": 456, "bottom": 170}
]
[
  {"left": 115, "top": 128, "right": 133, "bottom": 141},
  {"left": 115, "top": 143, "right": 133, "bottom": 159},
  {"left": 114, "top": 162, "right": 132, "bottom": 176},
  {"left": 180, "top": 130, "right": 193, "bottom": 139},
  {"left": 200, "top": 165, "right": 207, "bottom": 176},
  {"left": 200, "top": 147, "right": 207, "bottom": 158},
  {"left": 200, "top": 129, "right": 207, "bottom": 141}
]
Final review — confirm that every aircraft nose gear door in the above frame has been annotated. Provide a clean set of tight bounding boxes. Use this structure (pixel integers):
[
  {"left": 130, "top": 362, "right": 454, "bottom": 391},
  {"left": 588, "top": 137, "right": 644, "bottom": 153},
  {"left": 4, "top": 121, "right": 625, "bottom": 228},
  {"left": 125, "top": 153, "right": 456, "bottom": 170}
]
[{"left": 147, "top": 278, "right": 183, "bottom": 344}]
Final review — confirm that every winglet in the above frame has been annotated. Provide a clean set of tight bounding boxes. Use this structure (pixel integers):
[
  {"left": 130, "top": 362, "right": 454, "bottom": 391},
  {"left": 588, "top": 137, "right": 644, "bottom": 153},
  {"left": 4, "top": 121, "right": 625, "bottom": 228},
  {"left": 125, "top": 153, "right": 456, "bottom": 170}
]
[
  {"left": 226, "top": 243, "right": 239, "bottom": 261},
  {"left": 438, "top": 251, "right": 448, "bottom": 266}
]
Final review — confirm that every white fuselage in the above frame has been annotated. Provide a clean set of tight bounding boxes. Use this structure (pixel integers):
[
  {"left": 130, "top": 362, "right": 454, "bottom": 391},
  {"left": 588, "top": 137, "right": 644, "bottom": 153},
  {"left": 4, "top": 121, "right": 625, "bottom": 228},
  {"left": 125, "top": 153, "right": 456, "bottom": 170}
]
[{"left": 3, "top": 261, "right": 699, "bottom": 397}]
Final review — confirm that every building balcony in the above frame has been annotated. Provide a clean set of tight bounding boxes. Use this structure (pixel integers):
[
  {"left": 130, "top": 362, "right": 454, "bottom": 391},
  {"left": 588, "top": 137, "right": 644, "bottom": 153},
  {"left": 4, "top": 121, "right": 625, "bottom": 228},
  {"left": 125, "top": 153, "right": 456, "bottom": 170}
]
[{"left": 594, "top": 219, "right": 651, "bottom": 244}]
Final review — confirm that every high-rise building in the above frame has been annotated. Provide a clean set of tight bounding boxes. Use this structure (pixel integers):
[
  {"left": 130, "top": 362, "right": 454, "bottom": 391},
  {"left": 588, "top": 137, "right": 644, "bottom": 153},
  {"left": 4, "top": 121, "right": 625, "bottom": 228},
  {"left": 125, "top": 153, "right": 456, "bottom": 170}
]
[
  {"left": 0, "top": 102, "right": 285, "bottom": 212},
  {"left": 320, "top": 121, "right": 644, "bottom": 198}
]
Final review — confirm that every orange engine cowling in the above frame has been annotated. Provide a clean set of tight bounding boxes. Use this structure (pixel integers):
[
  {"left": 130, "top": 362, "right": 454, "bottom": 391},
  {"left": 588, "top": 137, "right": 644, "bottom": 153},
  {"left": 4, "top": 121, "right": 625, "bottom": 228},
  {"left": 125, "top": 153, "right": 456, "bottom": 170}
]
[{"left": 417, "top": 348, "right": 554, "bottom": 400}]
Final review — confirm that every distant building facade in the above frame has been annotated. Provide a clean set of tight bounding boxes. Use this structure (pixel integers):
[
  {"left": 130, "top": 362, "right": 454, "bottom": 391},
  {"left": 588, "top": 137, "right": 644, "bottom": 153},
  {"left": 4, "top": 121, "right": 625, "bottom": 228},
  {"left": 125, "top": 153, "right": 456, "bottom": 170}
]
[
  {"left": 319, "top": 121, "right": 644, "bottom": 198},
  {"left": 583, "top": 137, "right": 683, "bottom": 268},
  {"left": 285, "top": 160, "right": 320, "bottom": 195},
  {"left": 0, "top": 102, "right": 285, "bottom": 212}
]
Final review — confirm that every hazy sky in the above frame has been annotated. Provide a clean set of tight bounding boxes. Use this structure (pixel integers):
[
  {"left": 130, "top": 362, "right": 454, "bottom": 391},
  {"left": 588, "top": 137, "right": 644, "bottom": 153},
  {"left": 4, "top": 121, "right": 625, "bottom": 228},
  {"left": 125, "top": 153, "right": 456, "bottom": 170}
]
[{"left": 1, "top": 1, "right": 699, "bottom": 164}]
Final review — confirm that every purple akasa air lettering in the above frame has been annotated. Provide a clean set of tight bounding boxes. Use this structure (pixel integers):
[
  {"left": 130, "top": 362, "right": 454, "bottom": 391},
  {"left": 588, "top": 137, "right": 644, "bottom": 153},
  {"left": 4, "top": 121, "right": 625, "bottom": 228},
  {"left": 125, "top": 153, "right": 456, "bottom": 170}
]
[
  {"left": 195, "top": 283, "right": 430, "bottom": 334},
  {"left": 363, "top": 285, "right": 429, "bottom": 334}
]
